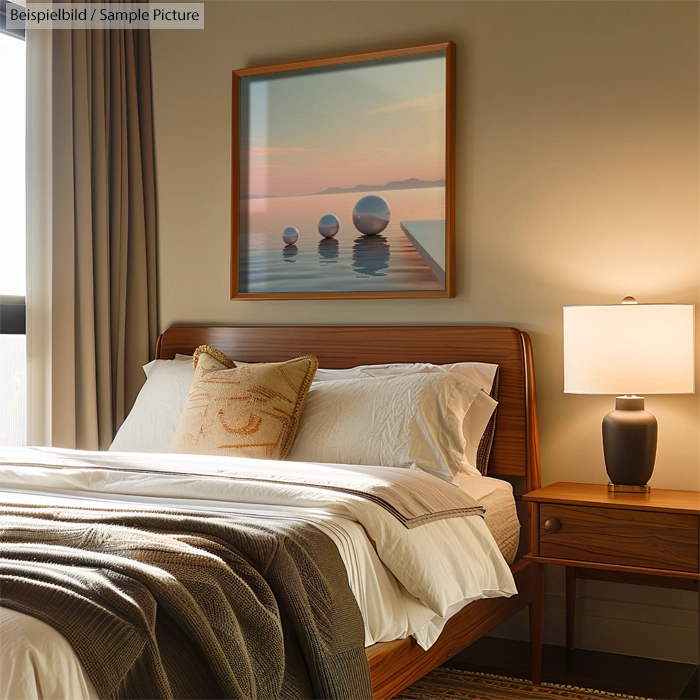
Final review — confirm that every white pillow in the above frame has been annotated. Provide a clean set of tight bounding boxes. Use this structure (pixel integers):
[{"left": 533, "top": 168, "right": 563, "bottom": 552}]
[
  {"left": 312, "top": 362, "right": 498, "bottom": 477},
  {"left": 112, "top": 357, "right": 497, "bottom": 474},
  {"left": 314, "top": 361, "right": 498, "bottom": 393},
  {"left": 286, "top": 372, "right": 481, "bottom": 482},
  {"left": 109, "top": 357, "right": 194, "bottom": 453},
  {"left": 459, "top": 391, "right": 498, "bottom": 475}
]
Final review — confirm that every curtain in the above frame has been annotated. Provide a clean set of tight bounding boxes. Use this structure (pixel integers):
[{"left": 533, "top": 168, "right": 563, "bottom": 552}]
[{"left": 26, "top": 22, "right": 157, "bottom": 450}]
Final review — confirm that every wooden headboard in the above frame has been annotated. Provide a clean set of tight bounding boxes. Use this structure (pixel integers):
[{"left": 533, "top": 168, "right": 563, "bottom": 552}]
[{"left": 156, "top": 325, "right": 541, "bottom": 492}]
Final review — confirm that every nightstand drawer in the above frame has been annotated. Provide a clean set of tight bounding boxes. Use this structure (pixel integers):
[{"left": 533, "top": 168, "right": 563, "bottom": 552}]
[{"left": 539, "top": 504, "right": 699, "bottom": 572}]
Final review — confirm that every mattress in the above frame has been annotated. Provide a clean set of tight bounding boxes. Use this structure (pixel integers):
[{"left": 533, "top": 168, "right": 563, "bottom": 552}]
[
  {"left": 459, "top": 474, "right": 520, "bottom": 566},
  {"left": 0, "top": 464, "right": 518, "bottom": 700}
]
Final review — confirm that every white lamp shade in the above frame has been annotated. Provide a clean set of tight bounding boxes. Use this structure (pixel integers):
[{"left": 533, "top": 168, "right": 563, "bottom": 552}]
[{"left": 563, "top": 303, "right": 695, "bottom": 395}]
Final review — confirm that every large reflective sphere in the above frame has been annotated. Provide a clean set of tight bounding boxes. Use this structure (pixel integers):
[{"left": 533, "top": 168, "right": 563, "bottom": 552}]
[
  {"left": 282, "top": 226, "right": 299, "bottom": 245},
  {"left": 352, "top": 195, "right": 391, "bottom": 235},
  {"left": 318, "top": 214, "right": 340, "bottom": 238}
]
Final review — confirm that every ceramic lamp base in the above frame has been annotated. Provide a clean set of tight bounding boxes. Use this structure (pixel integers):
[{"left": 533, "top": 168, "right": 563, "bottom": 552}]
[{"left": 602, "top": 395, "right": 657, "bottom": 488}]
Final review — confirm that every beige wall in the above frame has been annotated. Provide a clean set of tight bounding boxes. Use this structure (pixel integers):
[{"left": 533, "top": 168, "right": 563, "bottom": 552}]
[{"left": 151, "top": 1, "right": 699, "bottom": 662}]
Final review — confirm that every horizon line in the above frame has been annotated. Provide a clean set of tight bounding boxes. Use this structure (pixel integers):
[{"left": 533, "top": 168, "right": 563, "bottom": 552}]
[{"left": 242, "top": 177, "right": 446, "bottom": 200}]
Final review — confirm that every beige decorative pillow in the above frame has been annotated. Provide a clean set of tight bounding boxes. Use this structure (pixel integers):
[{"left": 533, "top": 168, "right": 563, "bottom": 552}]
[{"left": 171, "top": 348, "right": 318, "bottom": 460}]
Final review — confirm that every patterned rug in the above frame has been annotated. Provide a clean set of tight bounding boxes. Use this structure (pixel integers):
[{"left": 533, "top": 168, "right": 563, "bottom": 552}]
[{"left": 394, "top": 668, "right": 653, "bottom": 700}]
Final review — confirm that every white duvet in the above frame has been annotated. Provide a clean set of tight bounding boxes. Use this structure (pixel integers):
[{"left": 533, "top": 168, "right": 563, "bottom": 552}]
[{"left": 0, "top": 447, "right": 517, "bottom": 700}]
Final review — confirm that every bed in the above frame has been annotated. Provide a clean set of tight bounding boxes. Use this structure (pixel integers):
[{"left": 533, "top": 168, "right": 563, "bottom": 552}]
[
  {"left": 0, "top": 324, "right": 542, "bottom": 700},
  {"left": 155, "top": 325, "right": 543, "bottom": 698}
]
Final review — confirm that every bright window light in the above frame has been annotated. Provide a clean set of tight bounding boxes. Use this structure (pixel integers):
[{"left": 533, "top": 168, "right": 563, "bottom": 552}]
[
  {"left": 0, "top": 31, "right": 26, "bottom": 296},
  {"left": 0, "top": 28, "right": 27, "bottom": 447},
  {"left": 0, "top": 335, "right": 26, "bottom": 445}
]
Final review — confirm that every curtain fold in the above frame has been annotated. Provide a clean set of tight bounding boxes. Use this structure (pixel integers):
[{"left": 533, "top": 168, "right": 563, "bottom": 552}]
[{"left": 28, "top": 19, "right": 157, "bottom": 450}]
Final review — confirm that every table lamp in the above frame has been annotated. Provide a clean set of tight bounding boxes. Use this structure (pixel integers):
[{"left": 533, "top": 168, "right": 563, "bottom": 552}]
[{"left": 563, "top": 298, "right": 695, "bottom": 492}]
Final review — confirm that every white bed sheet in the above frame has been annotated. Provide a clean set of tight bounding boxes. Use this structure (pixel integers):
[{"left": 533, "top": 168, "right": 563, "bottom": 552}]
[
  {"left": 410, "top": 475, "right": 520, "bottom": 648},
  {"left": 0, "top": 455, "right": 518, "bottom": 700}
]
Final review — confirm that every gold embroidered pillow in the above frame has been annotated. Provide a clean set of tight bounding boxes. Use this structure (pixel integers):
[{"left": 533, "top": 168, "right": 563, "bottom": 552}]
[{"left": 171, "top": 348, "right": 318, "bottom": 460}]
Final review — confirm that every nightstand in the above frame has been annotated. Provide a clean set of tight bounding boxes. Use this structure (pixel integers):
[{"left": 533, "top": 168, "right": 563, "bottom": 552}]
[{"left": 522, "top": 482, "right": 700, "bottom": 684}]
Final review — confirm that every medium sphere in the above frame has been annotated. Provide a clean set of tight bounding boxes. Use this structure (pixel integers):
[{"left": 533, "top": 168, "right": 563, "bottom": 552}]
[
  {"left": 352, "top": 195, "right": 391, "bottom": 235},
  {"left": 282, "top": 226, "right": 299, "bottom": 245},
  {"left": 318, "top": 214, "right": 340, "bottom": 238}
]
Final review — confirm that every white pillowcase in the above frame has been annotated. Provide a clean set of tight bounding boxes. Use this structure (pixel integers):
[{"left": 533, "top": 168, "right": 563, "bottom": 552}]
[
  {"left": 109, "top": 357, "right": 194, "bottom": 453},
  {"left": 286, "top": 372, "right": 481, "bottom": 482},
  {"left": 314, "top": 362, "right": 498, "bottom": 477},
  {"left": 314, "top": 361, "right": 498, "bottom": 392}
]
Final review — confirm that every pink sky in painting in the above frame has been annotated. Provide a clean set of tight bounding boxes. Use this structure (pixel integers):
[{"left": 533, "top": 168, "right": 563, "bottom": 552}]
[{"left": 242, "top": 54, "right": 447, "bottom": 198}]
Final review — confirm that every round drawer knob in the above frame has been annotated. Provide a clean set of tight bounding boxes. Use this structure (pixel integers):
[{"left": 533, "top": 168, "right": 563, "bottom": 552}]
[{"left": 543, "top": 517, "right": 561, "bottom": 533}]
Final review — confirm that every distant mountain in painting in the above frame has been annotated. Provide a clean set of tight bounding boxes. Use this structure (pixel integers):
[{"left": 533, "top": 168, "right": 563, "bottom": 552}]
[
  {"left": 308, "top": 178, "right": 446, "bottom": 197},
  {"left": 244, "top": 178, "right": 446, "bottom": 200}
]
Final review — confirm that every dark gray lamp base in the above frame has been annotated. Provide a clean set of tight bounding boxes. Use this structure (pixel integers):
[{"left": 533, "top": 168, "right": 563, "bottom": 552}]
[{"left": 602, "top": 396, "right": 657, "bottom": 492}]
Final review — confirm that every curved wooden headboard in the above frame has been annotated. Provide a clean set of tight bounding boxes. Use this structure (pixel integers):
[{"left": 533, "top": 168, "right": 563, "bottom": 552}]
[{"left": 156, "top": 325, "right": 541, "bottom": 491}]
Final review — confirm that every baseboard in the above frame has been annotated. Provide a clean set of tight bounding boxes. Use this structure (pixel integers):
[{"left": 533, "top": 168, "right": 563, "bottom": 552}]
[{"left": 488, "top": 567, "right": 699, "bottom": 664}]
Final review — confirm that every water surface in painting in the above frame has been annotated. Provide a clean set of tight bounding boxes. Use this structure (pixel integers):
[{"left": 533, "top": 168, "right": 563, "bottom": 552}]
[{"left": 239, "top": 187, "right": 444, "bottom": 293}]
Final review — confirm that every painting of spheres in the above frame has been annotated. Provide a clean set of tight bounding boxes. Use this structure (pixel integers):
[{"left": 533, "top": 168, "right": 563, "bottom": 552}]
[{"left": 236, "top": 46, "right": 451, "bottom": 296}]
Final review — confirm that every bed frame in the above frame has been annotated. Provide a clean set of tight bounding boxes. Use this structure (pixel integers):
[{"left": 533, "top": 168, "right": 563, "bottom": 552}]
[{"left": 156, "top": 325, "right": 543, "bottom": 699}]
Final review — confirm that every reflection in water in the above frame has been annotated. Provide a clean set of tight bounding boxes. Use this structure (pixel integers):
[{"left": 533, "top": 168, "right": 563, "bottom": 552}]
[
  {"left": 318, "top": 238, "right": 340, "bottom": 265},
  {"left": 352, "top": 235, "right": 390, "bottom": 277},
  {"left": 282, "top": 244, "right": 298, "bottom": 262}
]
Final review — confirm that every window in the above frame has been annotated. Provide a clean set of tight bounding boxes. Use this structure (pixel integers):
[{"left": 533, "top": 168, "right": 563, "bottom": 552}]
[{"left": 0, "top": 9, "right": 26, "bottom": 446}]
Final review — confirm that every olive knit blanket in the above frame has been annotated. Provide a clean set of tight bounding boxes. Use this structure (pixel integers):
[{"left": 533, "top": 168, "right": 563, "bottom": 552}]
[{"left": 0, "top": 504, "right": 372, "bottom": 700}]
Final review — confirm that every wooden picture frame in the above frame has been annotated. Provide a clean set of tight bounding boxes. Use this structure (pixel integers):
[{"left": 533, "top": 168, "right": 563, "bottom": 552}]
[{"left": 231, "top": 42, "right": 456, "bottom": 300}]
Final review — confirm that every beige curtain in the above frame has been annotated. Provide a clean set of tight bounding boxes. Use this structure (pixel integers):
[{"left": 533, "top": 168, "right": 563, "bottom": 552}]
[{"left": 43, "top": 25, "right": 157, "bottom": 450}]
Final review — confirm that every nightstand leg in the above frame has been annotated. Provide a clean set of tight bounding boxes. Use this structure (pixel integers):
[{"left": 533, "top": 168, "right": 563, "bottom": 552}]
[
  {"left": 530, "top": 562, "right": 544, "bottom": 685},
  {"left": 566, "top": 566, "right": 576, "bottom": 652}
]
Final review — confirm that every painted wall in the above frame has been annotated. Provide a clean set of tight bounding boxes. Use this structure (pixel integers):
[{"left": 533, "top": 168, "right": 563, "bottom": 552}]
[{"left": 150, "top": 1, "right": 700, "bottom": 662}]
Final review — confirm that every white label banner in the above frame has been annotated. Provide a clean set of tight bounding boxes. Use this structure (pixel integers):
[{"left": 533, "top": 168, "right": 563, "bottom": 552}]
[{"left": 6, "top": 3, "right": 204, "bottom": 29}]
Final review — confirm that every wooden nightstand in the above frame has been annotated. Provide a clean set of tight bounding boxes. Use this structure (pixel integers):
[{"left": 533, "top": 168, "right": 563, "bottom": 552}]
[{"left": 522, "top": 482, "right": 700, "bottom": 684}]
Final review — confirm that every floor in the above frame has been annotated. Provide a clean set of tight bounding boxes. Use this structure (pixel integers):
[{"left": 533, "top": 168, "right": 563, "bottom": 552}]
[{"left": 443, "top": 637, "right": 700, "bottom": 700}]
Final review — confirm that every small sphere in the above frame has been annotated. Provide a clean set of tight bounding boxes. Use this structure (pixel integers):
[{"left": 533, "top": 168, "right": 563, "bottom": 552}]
[
  {"left": 318, "top": 214, "right": 340, "bottom": 238},
  {"left": 352, "top": 195, "right": 391, "bottom": 235},
  {"left": 282, "top": 226, "right": 299, "bottom": 245}
]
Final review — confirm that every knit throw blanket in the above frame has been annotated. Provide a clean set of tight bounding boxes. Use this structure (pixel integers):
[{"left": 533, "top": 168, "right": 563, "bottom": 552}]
[{"left": 0, "top": 504, "right": 372, "bottom": 700}]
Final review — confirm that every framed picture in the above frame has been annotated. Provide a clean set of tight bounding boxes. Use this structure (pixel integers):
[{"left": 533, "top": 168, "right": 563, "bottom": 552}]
[{"left": 231, "top": 42, "right": 455, "bottom": 300}]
